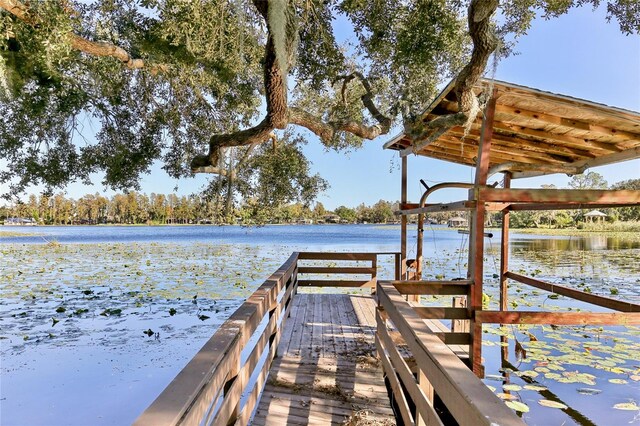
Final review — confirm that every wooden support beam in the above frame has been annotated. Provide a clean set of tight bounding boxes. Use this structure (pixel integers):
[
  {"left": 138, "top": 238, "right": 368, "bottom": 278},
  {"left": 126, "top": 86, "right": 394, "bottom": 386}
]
[
  {"left": 487, "top": 161, "right": 580, "bottom": 178},
  {"left": 493, "top": 121, "right": 622, "bottom": 153},
  {"left": 494, "top": 104, "right": 640, "bottom": 144},
  {"left": 434, "top": 99, "right": 622, "bottom": 153},
  {"left": 396, "top": 201, "right": 475, "bottom": 215},
  {"left": 297, "top": 266, "right": 376, "bottom": 274},
  {"left": 413, "top": 307, "right": 471, "bottom": 320},
  {"left": 401, "top": 156, "right": 408, "bottom": 281},
  {"left": 473, "top": 188, "right": 640, "bottom": 205},
  {"left": 451, "top": 296, "right": 470, "bottom": 334},
  {"left": 297, "top": 279, "right": 375, "bottom": 288},
  {"left": 468, "top": 90, "right": 496, "bottom": 376},
  {"left": 433, "top": 136, "right": 551, "bottom": 166},
  {"left": 505, "top": 202, "right": 637, "bottom": 211},
  {"left": 424, "top": 150, "right": 477, "bottom": 166},
  {"left": 438, "top": 133, "right": 574, "bottom": 165},
  {"left": 476, "top": 311, "right": 640, "bottom": 325},
  {"left": 297, "top": 252, "right": 377, "bottom": 260},
  {"left": 504, "top": 272, "right": 640, "bottom": 312},
  {"left": 500, "top": 172, "right": 511, "bottom": 312},
  {"left": 400, "top": 202, "right": 420, "bottom": 210},
  {"left": 446, "top": 125, "right": 597, "bottom": 159},
  {"left": 391, "top": 280, "right": 472, "bottom": 295},
  {"left": 568, "top": 146, "right": 640, "bottom": 174}
]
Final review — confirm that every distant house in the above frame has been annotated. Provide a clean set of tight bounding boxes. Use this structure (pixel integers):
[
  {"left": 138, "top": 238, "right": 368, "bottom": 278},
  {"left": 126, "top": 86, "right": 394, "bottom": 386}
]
[
  {"left": 323, "top": 214, "right": 341, "bottom": 224},
  {"left": 584, "top": 210, "right": 607, "bottom": 222},
  {"left": 447, "top": 216, "right": 468, "bottom": 228},
  {"left": 3, "top": 217, "right": 37, "bottom": 226}
]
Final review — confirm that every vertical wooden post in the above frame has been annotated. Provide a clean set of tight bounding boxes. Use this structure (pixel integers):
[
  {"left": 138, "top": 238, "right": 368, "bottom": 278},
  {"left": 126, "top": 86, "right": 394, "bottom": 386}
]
[
  {"left": 371, "top": 256, "right": 378, "bottom": 294},
  {"left": 468, "top": 91, "right": 497, "bottom": 377},
  {"left": 401, "top": 156, "right": 408, "bottom": 281},
  {"left": 416, "top": 211, "right": 423, "bottom": 281},
  {"left": 224, "top": 357, "right": 241, "bottom": 424},
  {"left": 451, "top": 296, "right": 469, "bottom": 333},
  {"left": 394, "top": 253, "right": 401, "bottom": 280},
  {"left": 416, "top": 368, "right": 433, "bottom": 426},
  {"left": 500, "top": 172, "right": 512, "bottom": 311}
]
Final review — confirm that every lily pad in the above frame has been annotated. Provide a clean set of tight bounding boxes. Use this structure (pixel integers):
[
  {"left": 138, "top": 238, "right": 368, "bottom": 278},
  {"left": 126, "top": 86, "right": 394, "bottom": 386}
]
[
  {"left": 506, "top": 401, "right": 530, "bottom": 413},
  {"left": 523, "top": 384, "right": 548, "bottom": 391},
  {"left": 497, "top": 393, "right": 518, "bottom": 400},
  {"left": 576, "top": 388, "right": 602, "bottom": 395},
  {"left": 538, "top": 400, "right": 568, "bottom": 409},
  {"left": 515, "top": 370, "right": 539, "bottom": 378},
  {"left": 608, "top": 378, "right": 628, "bottom": 384},
  {"left": 613, "top": 402, "right": 640, "bottom": 411},
  {"left": 503, "top": 384, "right": 522, "bottom": 392}
]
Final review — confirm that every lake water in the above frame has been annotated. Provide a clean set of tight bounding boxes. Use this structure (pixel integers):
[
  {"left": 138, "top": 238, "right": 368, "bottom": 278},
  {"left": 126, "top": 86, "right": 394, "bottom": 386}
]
[{"left": 1, "top": 225, "right": 638, "bottom": 425}]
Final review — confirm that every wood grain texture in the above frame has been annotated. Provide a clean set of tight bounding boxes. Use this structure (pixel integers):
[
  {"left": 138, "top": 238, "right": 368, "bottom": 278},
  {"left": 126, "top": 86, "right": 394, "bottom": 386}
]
[{"left": 254, "top": 294, "right": 395, "bottom": 425}]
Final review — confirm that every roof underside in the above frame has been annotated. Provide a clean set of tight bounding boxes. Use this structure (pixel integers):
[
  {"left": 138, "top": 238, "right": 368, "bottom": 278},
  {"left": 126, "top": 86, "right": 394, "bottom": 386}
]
[{"left": 384, "top": 80, "right": 640, "bottom": 178}]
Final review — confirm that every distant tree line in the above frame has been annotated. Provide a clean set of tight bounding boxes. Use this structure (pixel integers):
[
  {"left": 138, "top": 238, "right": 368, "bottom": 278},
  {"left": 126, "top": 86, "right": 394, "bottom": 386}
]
[
  {"left": 1, "top": 174, "right": 638, "bottom": 227},
  {"left": 0, "top": 192, "right": 403, "bottom": 225}
]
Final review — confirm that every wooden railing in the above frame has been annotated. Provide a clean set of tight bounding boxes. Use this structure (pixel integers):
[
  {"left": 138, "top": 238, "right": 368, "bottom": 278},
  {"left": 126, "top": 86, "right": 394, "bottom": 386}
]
[
  {"left": 134, "top": 251, "right": 397, "bottom": 426},
  {"left": 376, "top": 280, "right": 525, "bottom": 426},
  {"left": 297, "top": 251, "right": 383, "bottom": 288},
  {"left": 476, "top": 271, "right": 640, "bottom": 326},
  {"left": 134, "top": 253, "right": 298, "bottom": 426}
]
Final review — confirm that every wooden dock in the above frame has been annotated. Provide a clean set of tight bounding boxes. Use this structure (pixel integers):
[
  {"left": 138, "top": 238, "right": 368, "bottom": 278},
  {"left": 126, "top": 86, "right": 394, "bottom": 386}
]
[
  {"left": 254, "top": 294, "right": 395, "bottom": 425},
  {"left": 134, "top": 81, "right": 640, "bottom": 426},
  {"left": 137, "top": 249, "right": 639, "bottom": 426}
]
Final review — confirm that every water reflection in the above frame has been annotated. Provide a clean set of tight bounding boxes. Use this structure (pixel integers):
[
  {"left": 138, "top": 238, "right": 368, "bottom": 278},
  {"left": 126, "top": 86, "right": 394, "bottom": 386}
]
[{"left": 511, "top": 234, "right": 640, "bottom": 251}]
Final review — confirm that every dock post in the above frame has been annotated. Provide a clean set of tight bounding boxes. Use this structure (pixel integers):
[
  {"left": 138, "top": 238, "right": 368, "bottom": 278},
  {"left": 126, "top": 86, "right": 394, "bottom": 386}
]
[
  {"left": 401, "top": 156, "right": 409, "bottom": 285},
  {"left": 468, "top": 90, "right": 497, "bottom": 377},
  {"left": 500, "top": 172, "right": 512, "bottom": 311}
]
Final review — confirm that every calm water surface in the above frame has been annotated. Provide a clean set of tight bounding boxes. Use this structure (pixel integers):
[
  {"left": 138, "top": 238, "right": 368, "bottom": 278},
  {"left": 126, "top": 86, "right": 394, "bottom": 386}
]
[{"left": 1, "top": 225, "right": 638, "bottom": 425}]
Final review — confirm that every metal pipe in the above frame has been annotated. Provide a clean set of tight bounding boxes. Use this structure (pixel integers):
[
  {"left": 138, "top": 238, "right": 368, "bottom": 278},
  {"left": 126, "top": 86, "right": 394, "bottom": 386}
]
[{"left": 416, "top": 182, "right": 475, "bottom": 280}]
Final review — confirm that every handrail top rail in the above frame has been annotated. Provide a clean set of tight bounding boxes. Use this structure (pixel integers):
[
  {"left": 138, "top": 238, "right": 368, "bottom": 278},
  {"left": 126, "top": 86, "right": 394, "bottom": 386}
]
[
  {"left": 377, "top": 280, "right": 525, "bottom": 426},
  {"left": 297, "top": 251, "right": 399, "bottom": 260},
  {"left": 134, "top": 252, "right": 299, "bottom": 425}
]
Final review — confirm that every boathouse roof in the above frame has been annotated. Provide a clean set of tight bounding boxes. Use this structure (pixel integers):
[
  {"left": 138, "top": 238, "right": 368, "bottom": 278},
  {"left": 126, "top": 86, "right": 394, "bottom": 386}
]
[
  {"left": 384, "top": 79, "right": 640, "bottom": 179},
  {"left": 585, "top": 209, "right": 608, "bottom": 217}
]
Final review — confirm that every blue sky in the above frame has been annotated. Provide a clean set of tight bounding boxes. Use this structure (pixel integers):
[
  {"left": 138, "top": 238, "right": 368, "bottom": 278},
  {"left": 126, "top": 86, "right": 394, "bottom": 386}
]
[
  {"left": 9, "top": 4, "right": 640, "bottom": 209},
  {"left": 306, "top": 4, "right": 640, "bottom": 208}
]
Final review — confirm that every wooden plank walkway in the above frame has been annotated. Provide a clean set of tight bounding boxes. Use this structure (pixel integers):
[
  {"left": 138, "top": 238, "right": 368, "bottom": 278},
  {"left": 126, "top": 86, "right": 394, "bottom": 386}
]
[{"left": 254, "top": 294, "right": 396, "bottom": 425}]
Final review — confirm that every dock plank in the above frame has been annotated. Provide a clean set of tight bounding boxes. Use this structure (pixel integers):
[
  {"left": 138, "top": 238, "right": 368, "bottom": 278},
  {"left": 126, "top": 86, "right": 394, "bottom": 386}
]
[{"left": 254, "top": 294, "right": 395, "bottom": 425}]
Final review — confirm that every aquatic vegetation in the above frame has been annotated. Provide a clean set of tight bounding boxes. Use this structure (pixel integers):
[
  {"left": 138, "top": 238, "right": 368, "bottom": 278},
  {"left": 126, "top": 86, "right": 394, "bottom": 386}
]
[
  {"left": 538, "top": 400, "right": 568, "bottom": 409},
  {"left": 506, "top": 400, "right": 530, "bottom": 413},
  {"left": 1, "top": 228, "right": 638, "bottom": 425},
  {"left": 613, "top": 402, "right": 640, "bottom": 411}
]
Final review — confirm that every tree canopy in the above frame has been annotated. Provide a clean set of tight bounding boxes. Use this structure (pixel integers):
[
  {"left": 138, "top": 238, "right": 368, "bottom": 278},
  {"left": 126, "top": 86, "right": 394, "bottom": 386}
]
[{"left": 1, "top": 0, "right": 637, "bottom": 201}]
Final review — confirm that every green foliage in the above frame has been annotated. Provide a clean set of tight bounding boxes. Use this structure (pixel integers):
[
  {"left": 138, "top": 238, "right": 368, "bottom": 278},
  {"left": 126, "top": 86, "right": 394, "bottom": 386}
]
[
  {"left": 238, "top": 134, "right": 329, "bottom": 210},
  {"left": 1, "top": 0, "right": 636, "bottom": 200},
  {"left": 338, "top": 0, "right": 467, "bottom": 111},
  {"left": 334, "top": 205, "right": 358, "bottom": 223},
  {"left": 610, "top": 179, "right": 640, "bottom": 221},
  {"left": 568, "top": 171, "right": 608, "bottom": 190}
]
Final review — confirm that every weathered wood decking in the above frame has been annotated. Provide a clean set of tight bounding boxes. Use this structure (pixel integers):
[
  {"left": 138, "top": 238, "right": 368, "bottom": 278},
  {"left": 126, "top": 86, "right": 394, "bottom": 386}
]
[{"left": 254, "top": 294, "right": 395, "bottom": 425}]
